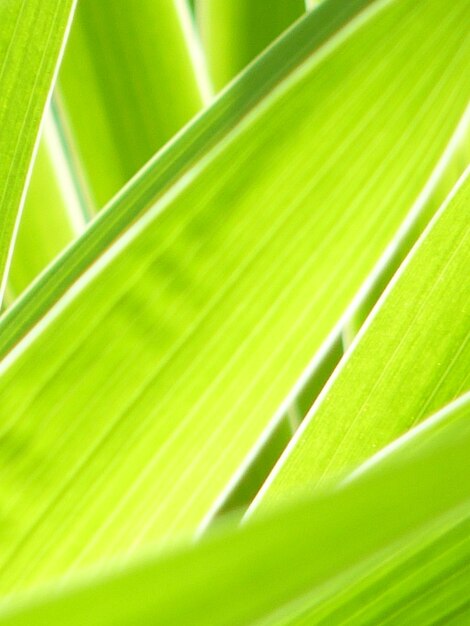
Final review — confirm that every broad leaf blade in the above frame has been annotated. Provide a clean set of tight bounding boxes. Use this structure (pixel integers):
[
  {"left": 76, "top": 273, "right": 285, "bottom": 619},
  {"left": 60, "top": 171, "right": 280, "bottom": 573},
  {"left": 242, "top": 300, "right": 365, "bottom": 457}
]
[
  {"left": 255, "top": 169, "right": 470, "bottom": 505},
  {"left": 0, "top": 0, "right": 420, "bottom": 358},
  {"left": 342, "top": 105, "right": 470, "bottom": 347},
  {"left": 1, "top": 395, "right": 469, "bottom": 625},
  {"left": 0, "top": 0, "right": 468, "bottom": 594}
]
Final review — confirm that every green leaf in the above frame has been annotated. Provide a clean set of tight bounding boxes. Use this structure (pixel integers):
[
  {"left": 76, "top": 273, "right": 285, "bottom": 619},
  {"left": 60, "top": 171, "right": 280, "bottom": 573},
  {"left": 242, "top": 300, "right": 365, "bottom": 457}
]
[
  {"left": 307, "top": 0, "right": 323, "bottom": 9},
  {"left": 7, "top": 110, "right": 86, "bottom": 298},
  {"left": 0, "top": 0, "right": 468, "bottom": 594},
  {"left": 255, "top": 169, "right": 470, "bottom": 506},
  {"left": 0, "top": 0, "right": 76, "bottom": 302},
  {"left": 196, "top": 0, "right": 305, "bottom": 90},
  {"left": 341, "top": 105, "right": 470, "bottom": 348},
  {"left": 0, "top": 0, "right": 372, "bottom": 359},
  {"left": 1, "top": 394, "right": 469, "bottom": 625},
  {"left": 57, "top": 0, "right": 211, "bottom": 209}
]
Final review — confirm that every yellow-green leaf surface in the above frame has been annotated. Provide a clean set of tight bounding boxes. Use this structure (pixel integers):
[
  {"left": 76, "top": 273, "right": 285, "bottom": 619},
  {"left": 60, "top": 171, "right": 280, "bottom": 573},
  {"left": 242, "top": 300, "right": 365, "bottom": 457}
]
[
  {"left": 341, "top": 105, "right": 470, "bottom": 348},
  {"left": 0, "top": 0, "right": 469, "bottom": 594},
  {"left": 0, "top": 0, "right": 76, "bottom": 302},
  {"left": 197, "top": 0, "right": 305, "bottom": 89},
  {"left": 1, "top": 394, "right": 469, "bottom": 625},
  {"left": 57, "top": 0, "right": 210, "bottom": 209},
  {"left": 256, "top": 170, "right": 470, "bottom": 507},
  {"left": 8, "top": 111, "right": 86, "bottom": 297},
  {"left": 0, "top": 0, "right": 372, "bottom": 359}
]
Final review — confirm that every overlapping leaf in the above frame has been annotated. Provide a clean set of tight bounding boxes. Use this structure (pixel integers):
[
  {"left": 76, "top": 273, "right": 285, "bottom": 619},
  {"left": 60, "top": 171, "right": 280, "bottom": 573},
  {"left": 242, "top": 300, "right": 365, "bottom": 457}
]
[
  {"left": 0, "top": 0, "right": 469, "bottom": 597},
  {"left": 197, "top": 0, "right": 305, "bottom": 89},
  {"left": 0, "top": 0, "right": 76, "bottom": 301},
  {"left": 57, "top": 0, "right": 210, "bottom": 209},
  {"left": 8, "top": 111, "right": 85, "bottom": 297},
  {"left": 0, "top": 394, "right": 468, "bottom": 625},
  {"left": 256, "top": 169, "right": 470, "bottom": 505},
  {"left": 0, "top": 0, "right": 373, "bottom": 358}
]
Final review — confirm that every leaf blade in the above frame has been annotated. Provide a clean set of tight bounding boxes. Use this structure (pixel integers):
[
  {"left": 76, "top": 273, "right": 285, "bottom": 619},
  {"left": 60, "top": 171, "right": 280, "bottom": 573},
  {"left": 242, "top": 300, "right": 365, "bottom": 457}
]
[
  {"left": 1, "top": 394, "right": 469, "bottom": 625},
  {"left": 0, "top": 0, "right": 402, "bottom": 357},
  {"left": 0, "top": 0, "right": 76, "bottom": 301},
  {"left": 255, "top": 168, "right": 470, "bottom": 506},
  {"left": 0, "top": 0, "right": 468, "bottom": 594},
  {"left": 7, "top": 111, "right": 85, "bottom": 297},
  {"left": 197, "top": 0, "right": 305, "bottom": 89},
  {"left": 57, "top": 0, "right": 210, "bottom": 209}
]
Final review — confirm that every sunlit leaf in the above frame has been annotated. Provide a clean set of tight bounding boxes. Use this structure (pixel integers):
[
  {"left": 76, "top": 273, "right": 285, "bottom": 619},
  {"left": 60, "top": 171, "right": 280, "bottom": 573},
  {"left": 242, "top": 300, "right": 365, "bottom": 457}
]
[
  {"left": 1, "top": 394, "right": 469, "bottom": 625},
  {"left": 0, "top": 0, "right": 468, "bottom": 600},
  {"left": 57, "top": 0, "right": 210, "bottom": 209},
  {"left": 7, "top": 110, "right": 86, "bottom": 297},
  {"left": 256, "top": 169, "right": 470, "bottom": 505},
  {"left": 0, "top": 0, "right": 76, "bottom": 302},
  {"left": 197, "top": 0, "right": 305, "bottom": 89},
  {"left": 0, "top": 0, "right": 372, "bottom": 359}
]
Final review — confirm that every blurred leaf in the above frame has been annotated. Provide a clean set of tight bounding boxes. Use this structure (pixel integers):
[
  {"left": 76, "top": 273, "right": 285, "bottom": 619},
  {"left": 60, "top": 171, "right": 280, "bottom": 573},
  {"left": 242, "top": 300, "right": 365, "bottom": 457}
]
[
  {"left": 0, "top": 0, "right": 76, "bottom": 302},
  {"left": 0, "top": 0, "right": 371, "bottom": 359},
  {"left": 197, "top": 0, "right": 305, "bottom": 89},
  {"left": 7, "top": 110, "right": 86, "bottom": 297},
  {"left": 256, "top": 169, "right": 470, "bottom": 505},
  {"left": 1, "top": 394, "right": 469, "bottom": 625},
  {"left": 0, "top": 0, "right": 468, "bottom": 595},
  {"left": 57, "top": 0, "right": 211, "bottom": 209}
]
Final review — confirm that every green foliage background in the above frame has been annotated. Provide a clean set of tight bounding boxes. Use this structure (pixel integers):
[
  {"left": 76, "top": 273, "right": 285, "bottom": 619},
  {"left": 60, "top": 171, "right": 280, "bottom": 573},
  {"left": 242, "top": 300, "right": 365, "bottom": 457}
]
[{"left": 0, "top": 0, "right": 468, "bottom": 623}]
